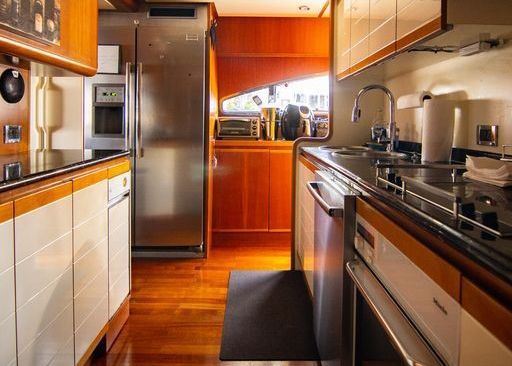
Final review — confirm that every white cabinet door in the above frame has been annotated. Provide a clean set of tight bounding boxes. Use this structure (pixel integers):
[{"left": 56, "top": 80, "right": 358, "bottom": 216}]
[
  {"left": 369, "top": 0, "right": 396, "bottom": 54},
  {"left": 297, "top": 160, "right": 316, "bottom": 296},
  {"left": 396, "top": 0, "right": 441, "bottom": 42},
  {"left": 349, "top": 0, "right": 370, "bottom": 66},
  {"left": 14, "top": 184, "right": 74, "bottom": 366},
  {"left": 73, "top": 177, "right": 109, "bottom": 363},
  {"left": 0, "top": 203, "right": 16, "bottom": 366},
  {"left": 108, "top": 195, "right": 130, "bottom": 318},
  {"left": 336, "top": 0, "right": 352, "bottom": 75},
  {"left": 459, "top": 309, "right": 512, "bottom": 366}
]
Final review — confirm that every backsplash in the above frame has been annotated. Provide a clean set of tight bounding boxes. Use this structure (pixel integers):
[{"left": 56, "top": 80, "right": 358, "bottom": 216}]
[
  {"left": 384, "top": 41, "right": 512, "bottom": 154},
  {"left": 0, "top": 58, "right": 30, "bottom": 155}
]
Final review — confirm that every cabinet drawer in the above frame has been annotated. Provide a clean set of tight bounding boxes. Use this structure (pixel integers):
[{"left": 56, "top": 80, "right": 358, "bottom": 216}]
[
  {"left": 0, "top": 314, "right": 16, "bottom": 366},
  {"left": 0, "top": 216, "right": 13, "bottom": 273},
  {"left": 17, "top": 302, "right": 74, "bottom": 366},
  {"left": 16, "top": 232, "right": 73, "bottom": 306},
  {"left": 109, "top": 195, "right": 129, "bottom": 237},
  {"left": 73, "top": 180, "right": 108, "bottom": 226},
  {"left": 110, "top": 245, "right": 130, "bottom": 289},
  {"left": 74, "top": 237, "right": 108, "bottom": 295},
  {"left": 110, "top": 268, "right": 130, "bottom": 318},
  {"left": 110, "top": 219, "right": 129, "bottom": 260},
  {"left": 0, "top": 266, "right": 15, "bottom": 323},
  {"left": 15, "top": 195, "right": 72, "bottom": 264},
  {"left": 75, "top": 267, "right": 108, "bottom": 330},
  {"left": 48, "top": 336, "right": 74, "bottom": 366},
  {"left": 16, "top": 267, "right": 73, "bottom": 353},
  {"left": 74, "top": 209, "right": 108, "bottom": 260},
  {"left": 75, "top": 295, "right": 108, "bottom": 362}
]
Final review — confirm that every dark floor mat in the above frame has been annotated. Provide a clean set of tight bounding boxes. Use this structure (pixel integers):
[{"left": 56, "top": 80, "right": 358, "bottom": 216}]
[{"left": 220, "top": 270, "right": 320, "bottom": 361}]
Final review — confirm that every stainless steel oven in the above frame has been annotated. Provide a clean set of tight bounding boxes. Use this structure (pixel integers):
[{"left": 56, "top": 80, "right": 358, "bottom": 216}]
[{"left": 346, "top": 213, "right": 460, "bottom": 366}]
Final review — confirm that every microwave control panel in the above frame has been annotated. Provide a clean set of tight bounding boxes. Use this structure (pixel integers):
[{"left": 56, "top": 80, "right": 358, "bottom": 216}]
[{"left": 95, "top": 85, "right": 125, "bottom": 104}]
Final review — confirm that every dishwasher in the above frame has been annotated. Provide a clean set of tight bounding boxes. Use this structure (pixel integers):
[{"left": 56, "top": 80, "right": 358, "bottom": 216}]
[
  {"left": 306, "top": 169, "right": 358, "bottom": 366},
  {"left": 108, "top": 171, "right": 131, "bottom": 319}
]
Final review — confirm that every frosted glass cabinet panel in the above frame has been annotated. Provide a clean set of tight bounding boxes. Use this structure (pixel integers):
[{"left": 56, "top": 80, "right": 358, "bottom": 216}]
[
  {"left": 336, "top": 0, "right": 352, "bottom": 75},
  {"left": 349, "top": 0, "right": 370, "bottom": 66},
  {"left": 369, "top": 0, "right": 397, "bottom": 54},
  {"left": 0, "top": 203, "right": 16, "bottom": 366},
  {"left": 397, "top": 0, "right": 441, "bottom": 44}
]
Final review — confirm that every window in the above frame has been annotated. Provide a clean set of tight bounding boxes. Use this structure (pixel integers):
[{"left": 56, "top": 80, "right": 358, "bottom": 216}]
[{"left": 222, "top": 75, "right": 329, "bottom": 114}]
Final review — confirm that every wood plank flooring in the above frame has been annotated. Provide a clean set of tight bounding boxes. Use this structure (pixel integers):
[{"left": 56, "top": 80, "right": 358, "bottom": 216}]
[{"left": 92, "top": 243, "right": 317, "bottom": 366}]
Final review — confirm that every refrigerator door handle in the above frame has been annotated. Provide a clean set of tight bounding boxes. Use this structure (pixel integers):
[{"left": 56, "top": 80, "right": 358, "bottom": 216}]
[
  {"left": 125, "top": 62, "right": 133, "bottom": 153},
  {"left": 136, "top": 62, "right": 143, "bottom": 159}
]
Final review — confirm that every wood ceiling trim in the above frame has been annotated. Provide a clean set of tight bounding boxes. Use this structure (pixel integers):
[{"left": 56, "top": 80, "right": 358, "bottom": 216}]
[{"left": 107, "top": 0, "right": 142, "bottom": 12}]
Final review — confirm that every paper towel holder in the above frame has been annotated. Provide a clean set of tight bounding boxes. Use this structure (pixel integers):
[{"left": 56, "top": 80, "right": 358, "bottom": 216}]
[{"left": 476, "top": 125, "right": 498, "bottom": 146}]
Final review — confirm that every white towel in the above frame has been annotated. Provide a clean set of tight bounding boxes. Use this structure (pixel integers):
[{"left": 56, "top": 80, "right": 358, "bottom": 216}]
[{"left": 464, "top": 156, "right": 512, "bottom": 186}]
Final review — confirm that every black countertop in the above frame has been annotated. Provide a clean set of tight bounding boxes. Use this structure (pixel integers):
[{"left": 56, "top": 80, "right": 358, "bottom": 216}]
[
  {"left": 302, "top": 147, "right": 512, "bottom": 286},
  {"left": 0, "top": 149, "right": 130, "bottom": 192}
]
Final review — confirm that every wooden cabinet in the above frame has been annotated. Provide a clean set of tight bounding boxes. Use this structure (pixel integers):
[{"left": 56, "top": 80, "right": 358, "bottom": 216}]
[
  {"left": 0, "top": 202, "right": 16, "bottom": 366},
  {"left": 269, "top": 150, "right": 293, "bottom": 232},
  {"left": 72, "top": 170, "right": 109, "bottom": 364},
  {"left": 14, "top": 183, "right": 75, "bottom": 366},
  {"left": 212, "top": 141, "right": 294, "bottom": 242},
  {"left": 213, "top": 148, "right": 270, "bottom": 231},
  {"left": 0, "top": 1, "right": 98, "bottom": 76},
  {"left": 336, "top": 0, "right": 512, "bottom": 79},
  {"left": 296, "top": 156, "right": 316, "bottom": 295}
]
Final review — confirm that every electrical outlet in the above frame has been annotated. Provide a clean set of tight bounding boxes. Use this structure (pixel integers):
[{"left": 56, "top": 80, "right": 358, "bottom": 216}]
[
  {"left": 3, "top": 125, "right": 22, "bottom": 144},
  {"left": 477, "top": 125, "right": 498, "bottom": 146}
]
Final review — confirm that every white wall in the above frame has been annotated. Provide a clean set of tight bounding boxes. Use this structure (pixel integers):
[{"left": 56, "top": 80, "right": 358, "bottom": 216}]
[{"left": 385, "top": 39, "right": 512, "bottom": 153}]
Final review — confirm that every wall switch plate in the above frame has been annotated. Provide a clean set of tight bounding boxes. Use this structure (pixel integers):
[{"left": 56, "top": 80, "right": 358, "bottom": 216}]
[
  {"left": 3, "top": 125, "right": 22, "bottom": 144},
  {"left": 477, "top": 125, "right": 498, "bottom": 146},
  {"left": 3, "top": 162, "right": 22, "bottom": 181}
]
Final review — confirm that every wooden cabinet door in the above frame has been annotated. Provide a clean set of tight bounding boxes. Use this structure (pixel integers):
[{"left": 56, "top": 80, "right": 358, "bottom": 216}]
[
  {"left": 14, "top": 183, "right": 75, "bottom": 366},
  {"left": 72, "top": 170, "right": 109, "bottom": 364},
  {"left": 213, "top": 148, "right": 269, "bottom": 231},
  {"left": 0, "top": 0, "right": 98, "bottom": 76},
  {"left": 396, "top": 0, "right": 442, "bottom": 51},
  {"left": 369, "top": 0, "right": 396, "bottom": 55},
  {"left": 269, "top": 150, "right": 292, "bottom": 232},
  {"left": 349, "top": 0, "right": 370, "bottom": 66},
  {"left": 0, "top": 203, "right": 16, "bottom": 366},
  {"left": 336, "top": 0, "right": 352, "bottom": 77}
]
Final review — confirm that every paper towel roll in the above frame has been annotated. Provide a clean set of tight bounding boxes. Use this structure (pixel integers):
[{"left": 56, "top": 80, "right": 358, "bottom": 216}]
[
  {"left": 397, "top": 91, "right": 434, "bottom": 110},
  {"left": 421, "top": 99, "right": 455, "bottom": 163}
]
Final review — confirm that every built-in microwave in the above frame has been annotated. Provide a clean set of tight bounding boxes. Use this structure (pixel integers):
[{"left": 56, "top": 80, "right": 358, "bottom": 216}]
[{"left": 216, "top": 117, "right": 260, "bottom": 139}]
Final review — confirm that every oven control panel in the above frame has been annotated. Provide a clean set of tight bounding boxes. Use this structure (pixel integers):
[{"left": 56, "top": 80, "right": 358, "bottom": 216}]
[{"left": 95, "top": 85, "right": 125, "bottom": 104}]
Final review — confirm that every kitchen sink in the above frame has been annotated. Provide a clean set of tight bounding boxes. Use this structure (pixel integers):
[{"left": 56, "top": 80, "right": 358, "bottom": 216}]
[
  {"left": 332, "top": 150, "right": 409, "bottom": 159},
  {"left": 319, "top": 145, "right": 371, "bottom": 152}
]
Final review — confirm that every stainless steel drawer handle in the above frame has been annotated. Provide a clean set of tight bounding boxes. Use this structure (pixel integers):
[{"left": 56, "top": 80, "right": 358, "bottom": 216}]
[
  {"left": 346, "top": 260, "right": 442, "bottom": 366},
  {"left": 306, "top": 181, "right": 344, "bottom": 217}
]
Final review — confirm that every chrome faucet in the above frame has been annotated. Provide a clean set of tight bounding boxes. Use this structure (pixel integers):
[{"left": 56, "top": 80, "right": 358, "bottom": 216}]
[{"left": 351, "top": 84, "right": 398, "bottom": 152}]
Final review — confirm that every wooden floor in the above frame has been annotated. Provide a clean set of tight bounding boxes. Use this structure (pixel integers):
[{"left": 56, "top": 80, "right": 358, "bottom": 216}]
[{"left": 92, "top": 243, "right": 317, "bottom": 366}]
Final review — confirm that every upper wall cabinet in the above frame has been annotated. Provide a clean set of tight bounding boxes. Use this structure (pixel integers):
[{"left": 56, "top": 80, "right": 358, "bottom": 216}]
[
  {"left": 336, "top": 0, "right": 512, "bottom": 80},
  {"left": 0, "top": 1, "right": 98, "bottom": 76}
]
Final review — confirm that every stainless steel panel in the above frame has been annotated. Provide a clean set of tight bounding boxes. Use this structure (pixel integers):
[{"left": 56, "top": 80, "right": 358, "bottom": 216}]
[
  {"left": 310, "top": 170, "right": 357, "bottom": 366},
  {"left": 134, "top": 6, "right": 206, "bottom": 247},
  {"left": 84, "top": 13, "right": 137, "bottom": 150}
]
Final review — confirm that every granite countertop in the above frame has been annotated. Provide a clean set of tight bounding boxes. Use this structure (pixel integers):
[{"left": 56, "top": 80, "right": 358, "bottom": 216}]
[
  {"left": 0, "top": 149, "right": 130, "bottom": 192},
  {"left": 301, "top": 146, "right": 512, "bottom": 286}
]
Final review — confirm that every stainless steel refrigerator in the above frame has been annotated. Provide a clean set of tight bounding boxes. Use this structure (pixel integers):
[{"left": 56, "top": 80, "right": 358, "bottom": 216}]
[{"left": 84, "top": 4, "right": 207, "bottom": 254}]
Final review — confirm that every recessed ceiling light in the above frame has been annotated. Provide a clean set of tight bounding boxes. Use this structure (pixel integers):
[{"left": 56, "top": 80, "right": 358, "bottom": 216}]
[{"left": 298, "top": 5, "right": 311, "bottom": 11}]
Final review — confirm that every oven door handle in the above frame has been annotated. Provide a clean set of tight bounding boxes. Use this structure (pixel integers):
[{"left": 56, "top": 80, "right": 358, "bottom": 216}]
[
  {"left": 346, "top": 260, "right": 443, "bottom": 366},
  {"left": 306, "top": 181, "right": 344, "bottom": 217}
]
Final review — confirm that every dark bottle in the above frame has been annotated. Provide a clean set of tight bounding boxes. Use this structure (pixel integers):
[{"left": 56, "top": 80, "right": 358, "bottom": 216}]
[
  {"left": 0, "top": 0, "right": 10, "bottom": 23},
  {"left": 11, "top": 0, "right": 20, "bottom": 27},
  {"left": 44, "top": 0, "right": 55, "bottom": 41},
  {"left": 33, "top": 0, "right": 44, "bottom": 35}
]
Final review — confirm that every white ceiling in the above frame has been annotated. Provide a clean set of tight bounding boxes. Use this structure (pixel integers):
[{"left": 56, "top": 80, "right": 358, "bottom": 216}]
[
  {"left": 214, "top": 0, "right": 329, "bottom": 17},
  {"left": 98, "top": 0, "right": 330, "bottom": 17}
]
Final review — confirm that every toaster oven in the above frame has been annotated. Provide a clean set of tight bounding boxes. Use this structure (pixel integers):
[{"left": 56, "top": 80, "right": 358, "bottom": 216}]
[{"left": 216, "top": 117, "right": 261, "bottom": 139}]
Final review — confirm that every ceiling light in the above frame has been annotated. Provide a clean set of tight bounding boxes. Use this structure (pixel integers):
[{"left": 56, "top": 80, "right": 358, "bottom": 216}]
[{"left": 298, "top": 5, "right": 311, "bottom": 11}]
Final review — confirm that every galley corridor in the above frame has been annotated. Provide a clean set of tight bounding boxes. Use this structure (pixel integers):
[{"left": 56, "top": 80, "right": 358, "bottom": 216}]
[{"left": 91, "top": 242, "right": 316, "bottom": 366}]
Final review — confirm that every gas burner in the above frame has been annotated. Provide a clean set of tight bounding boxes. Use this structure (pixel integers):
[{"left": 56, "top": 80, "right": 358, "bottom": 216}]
[{"left": 375, "top": 164, "right": 512, "bottom": 239}]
